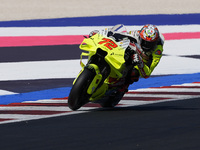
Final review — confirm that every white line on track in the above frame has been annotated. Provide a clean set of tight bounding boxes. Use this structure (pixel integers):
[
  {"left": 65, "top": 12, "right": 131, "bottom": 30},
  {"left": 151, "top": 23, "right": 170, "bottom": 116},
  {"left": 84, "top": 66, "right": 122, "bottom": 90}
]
[
  {"left": 1, "top": 25, "right": 200, "bottom": 36},
  {"left": 124, "top": 94, "right": 199, "bottom": 99},
  {"left": 0, "top": 106, "right": 70, "bottom": 111},
  {"left": 23, "top": 100, "right": 68, "bottom": 103},
  {"left": 134, "top": 88, "right": 200, "bottom": 92}
]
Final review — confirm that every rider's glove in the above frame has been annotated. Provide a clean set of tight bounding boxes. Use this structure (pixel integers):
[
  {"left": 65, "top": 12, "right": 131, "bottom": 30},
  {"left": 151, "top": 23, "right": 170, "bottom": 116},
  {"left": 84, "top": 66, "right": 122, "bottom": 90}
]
[
  {"left": 129, "top": 42, "right": 137, "bottom": 52},
  {"left": 89, "top": 30, "right": 99, "bottom": 37},
  {"left": 128, "top": 42, "right": 144, "bottom": 68},
  {"left": 131, "top": 53, "right": 144, "bottom": 68}
]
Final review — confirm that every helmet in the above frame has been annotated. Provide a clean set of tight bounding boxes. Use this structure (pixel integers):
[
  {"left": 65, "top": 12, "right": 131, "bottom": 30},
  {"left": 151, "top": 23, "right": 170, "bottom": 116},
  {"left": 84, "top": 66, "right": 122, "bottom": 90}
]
[{"left": 139, "top": 24, "right": 159, "bottom": 51}]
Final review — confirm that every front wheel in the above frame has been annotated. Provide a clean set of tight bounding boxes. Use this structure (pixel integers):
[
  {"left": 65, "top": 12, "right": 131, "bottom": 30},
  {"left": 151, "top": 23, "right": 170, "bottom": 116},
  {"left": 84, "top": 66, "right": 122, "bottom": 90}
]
[{"left": 68, "top": 68, "right": 96, "bottom": 110}]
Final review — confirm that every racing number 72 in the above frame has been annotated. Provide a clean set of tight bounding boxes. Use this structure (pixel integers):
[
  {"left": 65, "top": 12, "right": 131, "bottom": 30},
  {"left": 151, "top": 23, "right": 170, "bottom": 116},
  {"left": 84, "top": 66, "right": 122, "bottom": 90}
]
[{"left": 98, "top": 38, "right": 118, "bottom": 50}]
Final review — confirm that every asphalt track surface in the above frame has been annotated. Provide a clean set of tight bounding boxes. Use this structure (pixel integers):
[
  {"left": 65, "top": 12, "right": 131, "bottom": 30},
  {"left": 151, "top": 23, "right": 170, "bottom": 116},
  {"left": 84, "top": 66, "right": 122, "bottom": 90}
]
[{"left": 0, "top": 97, "right": 199, "bottom": 150}]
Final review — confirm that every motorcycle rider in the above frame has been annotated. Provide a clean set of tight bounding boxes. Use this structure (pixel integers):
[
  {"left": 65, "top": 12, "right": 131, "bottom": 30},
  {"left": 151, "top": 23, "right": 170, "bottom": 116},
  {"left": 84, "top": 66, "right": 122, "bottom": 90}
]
[
  {"left": 89, "top": 24, "right": 164, "bottom": 85},
  {"left": 89, "top": 24, "right": 164, "bottom": 106}
]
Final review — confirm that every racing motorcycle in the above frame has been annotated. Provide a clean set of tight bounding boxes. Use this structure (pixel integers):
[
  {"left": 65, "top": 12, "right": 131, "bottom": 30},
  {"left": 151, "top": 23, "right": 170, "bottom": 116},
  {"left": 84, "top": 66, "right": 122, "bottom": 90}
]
[{"left": 68, "top": 33, "right": 137, "bottom": 110}]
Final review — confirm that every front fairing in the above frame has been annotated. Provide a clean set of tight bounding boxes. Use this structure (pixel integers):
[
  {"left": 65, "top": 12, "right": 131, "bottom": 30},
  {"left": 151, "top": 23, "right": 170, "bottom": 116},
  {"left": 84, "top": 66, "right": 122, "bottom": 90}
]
[{"left": 79, "top": 34, "right": 126, "bottom": 78}]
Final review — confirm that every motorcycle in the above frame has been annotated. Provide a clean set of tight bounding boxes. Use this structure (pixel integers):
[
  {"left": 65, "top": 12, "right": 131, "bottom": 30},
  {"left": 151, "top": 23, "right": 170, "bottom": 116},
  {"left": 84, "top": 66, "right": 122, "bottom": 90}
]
[{"left": 68, "top": 33, "right": 137, "bottom": 110}]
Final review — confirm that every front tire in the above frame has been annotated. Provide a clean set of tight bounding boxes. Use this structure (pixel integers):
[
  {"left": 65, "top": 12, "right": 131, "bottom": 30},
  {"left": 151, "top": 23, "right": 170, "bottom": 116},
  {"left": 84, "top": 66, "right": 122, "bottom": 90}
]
[{"left": 68, "top": 68, "right": 96, "bottom": 110}]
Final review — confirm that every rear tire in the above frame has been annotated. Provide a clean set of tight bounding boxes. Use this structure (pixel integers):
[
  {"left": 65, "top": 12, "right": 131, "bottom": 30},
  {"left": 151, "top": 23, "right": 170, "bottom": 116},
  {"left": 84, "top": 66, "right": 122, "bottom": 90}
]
[
  {"left": 100, "top": 90, "right": 125, "bottom": 108},
  {"left": 68, "top": 68, "right": 96, "bottom": 110}
]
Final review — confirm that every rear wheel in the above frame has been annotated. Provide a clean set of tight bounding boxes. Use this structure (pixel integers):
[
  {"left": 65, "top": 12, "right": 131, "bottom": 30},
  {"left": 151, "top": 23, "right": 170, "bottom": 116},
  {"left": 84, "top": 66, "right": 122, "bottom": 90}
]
[
  {"left": 100, "top": 90, "right": 126, "bottom": 108},
  {"left": 68, "top": 68, "right": 96, "bottom": 110}
]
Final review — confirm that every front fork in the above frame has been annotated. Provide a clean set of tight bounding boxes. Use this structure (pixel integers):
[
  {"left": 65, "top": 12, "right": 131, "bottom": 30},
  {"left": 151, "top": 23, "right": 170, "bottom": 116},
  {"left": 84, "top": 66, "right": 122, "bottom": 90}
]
[
  {"left": 74, "top": 51, "right": 111, "bottom": 101},
  {"left": 73, "top": 63, "right": 104, "bottom": 95},
  {"left": 85, "top": 63, "right": 110, "bottom": 102},
  {"left": 86, "top": 64, "right": 102, "bottom": 95}
]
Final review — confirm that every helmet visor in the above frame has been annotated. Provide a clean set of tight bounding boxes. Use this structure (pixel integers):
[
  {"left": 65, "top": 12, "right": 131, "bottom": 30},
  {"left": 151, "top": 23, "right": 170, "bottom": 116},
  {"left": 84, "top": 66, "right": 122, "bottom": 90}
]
[{"left": 140, "top": 38, "right": 157, "bottom": 51}]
